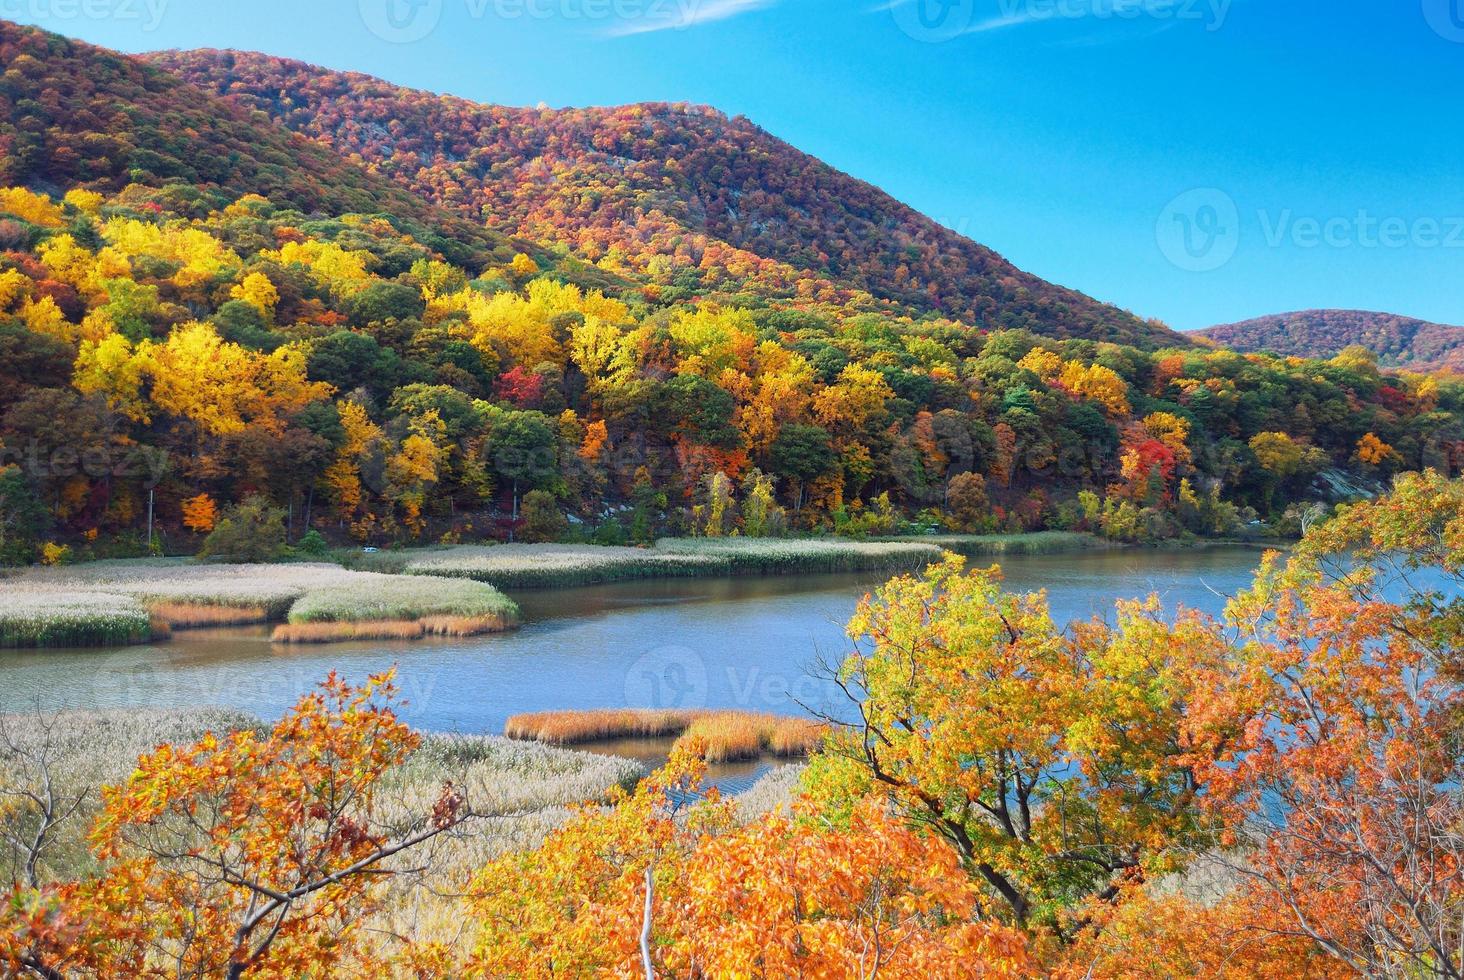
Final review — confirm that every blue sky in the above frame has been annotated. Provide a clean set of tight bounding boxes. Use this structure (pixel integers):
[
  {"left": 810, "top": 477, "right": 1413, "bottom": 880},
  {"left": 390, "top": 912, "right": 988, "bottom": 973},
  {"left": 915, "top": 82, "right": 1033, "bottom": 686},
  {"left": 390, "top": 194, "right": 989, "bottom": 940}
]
[{"left": 12, "top": 0, "right": 1463, "bottom": 330}]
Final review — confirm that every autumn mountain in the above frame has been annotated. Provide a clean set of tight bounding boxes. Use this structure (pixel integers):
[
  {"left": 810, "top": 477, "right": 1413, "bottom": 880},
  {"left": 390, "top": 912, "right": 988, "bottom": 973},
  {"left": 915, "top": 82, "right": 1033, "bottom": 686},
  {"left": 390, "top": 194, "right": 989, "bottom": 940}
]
[
  {"left": 0, "top": 20, "right": 566, "bottom": 274},
  {"left": 1198, "top": 310, "right": 1464, "bottom": 373},
  {"left": 147, "top": 48, "right": 1180, "bottom": 348}
]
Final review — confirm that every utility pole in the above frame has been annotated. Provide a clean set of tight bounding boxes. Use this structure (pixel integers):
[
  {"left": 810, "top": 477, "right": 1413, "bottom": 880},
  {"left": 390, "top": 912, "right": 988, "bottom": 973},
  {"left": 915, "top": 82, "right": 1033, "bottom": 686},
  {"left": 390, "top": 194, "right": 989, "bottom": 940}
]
[{"left": 146, "top": 488, "right": 155, "bottom": 553}]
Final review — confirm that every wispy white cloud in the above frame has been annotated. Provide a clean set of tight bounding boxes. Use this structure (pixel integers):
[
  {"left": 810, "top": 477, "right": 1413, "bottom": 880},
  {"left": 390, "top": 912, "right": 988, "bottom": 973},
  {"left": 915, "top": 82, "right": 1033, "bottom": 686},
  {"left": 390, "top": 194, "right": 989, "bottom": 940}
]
[
  {"left": 876, "top": 0, "right": 1232, "bottom": 39},
  {"left": 607, "top": 0, "right": 777, "bottom": 37}
]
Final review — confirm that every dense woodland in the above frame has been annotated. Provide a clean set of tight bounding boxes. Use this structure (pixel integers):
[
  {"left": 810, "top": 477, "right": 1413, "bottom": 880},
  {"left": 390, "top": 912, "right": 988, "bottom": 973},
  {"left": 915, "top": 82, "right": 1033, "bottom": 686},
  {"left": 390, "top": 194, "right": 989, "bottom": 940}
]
[
  {"left": 1202, "top": 309, "right": 1464, "bottom": 373},
  {"left": 0, "top": 178, "right": 1458, "bottom": 563}
]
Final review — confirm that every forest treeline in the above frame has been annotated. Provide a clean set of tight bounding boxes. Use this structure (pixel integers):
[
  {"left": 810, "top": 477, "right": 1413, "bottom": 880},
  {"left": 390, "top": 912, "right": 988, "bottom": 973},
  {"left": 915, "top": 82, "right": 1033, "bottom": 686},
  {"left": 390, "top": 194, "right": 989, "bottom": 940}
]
[{"left": 0, "top": 181, "right": 1458, "bottom": 562}]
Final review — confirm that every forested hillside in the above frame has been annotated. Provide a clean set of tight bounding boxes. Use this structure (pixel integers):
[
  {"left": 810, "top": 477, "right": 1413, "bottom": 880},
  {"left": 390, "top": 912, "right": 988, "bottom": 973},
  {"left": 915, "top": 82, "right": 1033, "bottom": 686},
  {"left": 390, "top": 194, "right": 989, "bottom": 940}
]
[
  {"left": 1, "top": 181, "right": 1459, "bottom": 564},
  {"left": 1199, "top": 309, "right": 1464, "bottom": 373},
  {"left": 150, "top": 48, "right": 1181, "bottom": 347},
  {"left": 0, "top": 22, "right": 1459, "bottom": 565}
]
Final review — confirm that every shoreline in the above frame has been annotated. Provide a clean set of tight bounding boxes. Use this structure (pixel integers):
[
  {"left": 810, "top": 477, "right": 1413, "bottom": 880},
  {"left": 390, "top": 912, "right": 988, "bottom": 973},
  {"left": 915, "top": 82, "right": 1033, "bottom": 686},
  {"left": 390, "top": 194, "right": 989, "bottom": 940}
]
[{"left": 0, "top": 531, "right": 1262, "bottom": 650}]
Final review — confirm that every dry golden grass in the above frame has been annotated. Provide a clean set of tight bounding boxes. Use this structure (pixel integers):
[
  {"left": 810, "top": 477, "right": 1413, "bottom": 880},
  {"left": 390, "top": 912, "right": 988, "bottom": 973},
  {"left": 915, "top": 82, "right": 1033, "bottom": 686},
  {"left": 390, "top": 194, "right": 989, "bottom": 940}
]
[
  {"left": 419, "top": 613, "right": 516, "bottom": 636},
  {"left": 270, "top": 620, "right": 428, "bottom": 644},
  {"left": 764, "top": 717, "right": 829, "bottom": 757},
  {"left": 148, "top": 602, "right": 272, "bottom": 629},
  {"left": 679, "top": 713, "right": 764, "bottom": 762},
  {"left": 504, "top": 708, "right": 697, "bottom": 744},
  {"left": 271, "top": 613, "right": 517, "bottom": 644},
  {"left": 504, "top": 708, "right": 827, "bottom": 761}
]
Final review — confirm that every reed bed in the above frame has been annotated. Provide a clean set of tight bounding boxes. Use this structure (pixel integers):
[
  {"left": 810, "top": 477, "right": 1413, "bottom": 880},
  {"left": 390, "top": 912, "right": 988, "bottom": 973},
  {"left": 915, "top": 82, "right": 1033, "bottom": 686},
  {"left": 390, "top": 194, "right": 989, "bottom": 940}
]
[
  {"left": 405, "top": 538, "right": 941, "bottom": 590},
  {"left": 14, "top": 560, "right": 368, "bottom": 621},
  {"left": 899, "top": 530, "right": 1106, "bottom": 557},
  {"left": 0, "top": 588, "right": 160, "bottom": 648},
  {"left": 405, "top": 544, "right": 723, "bottom": 589},
  {"left": 734, "top": 764, "right": 808, "bottom": 822},
  {"left": 146, "top": 601, "right": 274, "bottom": 628},
  {"left": 274, "top": 577, "right": 518, "bottom": 644},
  {"left": 7, "top": 562, "right": 517, "bottom": 647},
  {"left": 505, "top": 708, "right": 828, "bottom": 761},
  {"left": 653, "top": 537, "right": 944, "bottom": 576},
  {"left": 284, "top": 577, "right": 518, "bottom": 625},
  {"left": 680, "top": 712, "right": 828, "bottom": 762},
  {"left": 270, "top": 614, "right": 515, "bottom": 644},
  {"left": 504, "top": 708, "right": 699, "bottom": 744}
]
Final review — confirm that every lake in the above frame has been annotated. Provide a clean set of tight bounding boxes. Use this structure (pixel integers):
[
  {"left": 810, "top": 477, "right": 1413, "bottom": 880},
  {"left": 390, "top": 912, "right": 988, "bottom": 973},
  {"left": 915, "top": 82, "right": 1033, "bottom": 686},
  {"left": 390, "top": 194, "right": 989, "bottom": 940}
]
[{"left": 0, "top": 546, "right": 1268, "bottom": 736}]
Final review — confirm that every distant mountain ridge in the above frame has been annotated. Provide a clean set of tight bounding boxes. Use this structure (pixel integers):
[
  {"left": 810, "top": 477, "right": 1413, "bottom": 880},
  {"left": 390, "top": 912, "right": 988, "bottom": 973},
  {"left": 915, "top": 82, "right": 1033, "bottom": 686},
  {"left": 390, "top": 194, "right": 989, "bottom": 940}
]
[
  {"left": 146, "top": 48, "right": 1185, "bottom": 348},
  {"left": 1198, "top": 310, "right": 1464, "bottom": 373}
]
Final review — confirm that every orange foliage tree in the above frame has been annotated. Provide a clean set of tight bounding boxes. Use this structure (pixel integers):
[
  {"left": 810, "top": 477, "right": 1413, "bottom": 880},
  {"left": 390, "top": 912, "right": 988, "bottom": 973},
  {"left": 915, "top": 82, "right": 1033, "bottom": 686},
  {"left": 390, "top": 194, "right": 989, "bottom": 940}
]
[
  {"left": 1172, "top": 470, "right": 1464, "bottom": 977},
  {"left": 4, "top": 673, "right": 472, "bottom": 980},
  {"left": 463, "top": 744, "right": 1032, "bottom": 978}
]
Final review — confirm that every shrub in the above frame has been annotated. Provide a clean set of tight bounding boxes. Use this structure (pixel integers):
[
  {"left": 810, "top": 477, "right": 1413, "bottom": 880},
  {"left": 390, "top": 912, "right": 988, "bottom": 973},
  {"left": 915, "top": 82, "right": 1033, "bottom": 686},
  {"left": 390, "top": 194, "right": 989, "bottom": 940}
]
[
  {"left": 198, "top": 496, "right": 287, "bottom": 563},
  {"left": 295, "top": 529, "right": 330, "bottom": 557}
]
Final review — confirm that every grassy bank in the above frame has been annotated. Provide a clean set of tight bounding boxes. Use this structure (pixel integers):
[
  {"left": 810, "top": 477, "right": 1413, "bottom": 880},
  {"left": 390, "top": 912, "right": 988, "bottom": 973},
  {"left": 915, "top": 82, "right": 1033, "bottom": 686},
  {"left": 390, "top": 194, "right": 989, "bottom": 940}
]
[
  {"left": 5, "top": 562, "right": 519, "bottom": 648},
  {"left": 654, "top": 537, "right": 943, "bottom": 576},
  {"left": 0, "top": 588, "right": 164, "bottom": 649},
  {"left": 891, "top": 530, "right": 1109, "bottom": 557},
  {"left": 405, "top": 544, "right": 723, "bottom": 589},
  {"left": 505, "top": 708, "right": 828, "bottom": 763},
  {"left": 273, "top": 577, "right": 519, "bottom": 644},
  {"left": 405, "top": 538, "right": 943, "bottom": 590}
]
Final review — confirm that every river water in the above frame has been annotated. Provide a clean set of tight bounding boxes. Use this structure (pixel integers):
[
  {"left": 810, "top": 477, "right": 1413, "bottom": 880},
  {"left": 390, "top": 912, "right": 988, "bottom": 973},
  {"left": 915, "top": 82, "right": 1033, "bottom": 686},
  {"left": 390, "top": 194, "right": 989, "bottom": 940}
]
[{"left": 0, "top": 547, "right": 1268, "bottom": 736}]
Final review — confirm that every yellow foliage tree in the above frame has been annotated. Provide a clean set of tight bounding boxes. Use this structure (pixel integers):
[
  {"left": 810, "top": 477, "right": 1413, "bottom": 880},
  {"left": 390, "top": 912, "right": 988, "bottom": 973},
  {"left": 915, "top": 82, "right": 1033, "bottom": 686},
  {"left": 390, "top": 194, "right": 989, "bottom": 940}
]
[
  {"left": 139, "top": 322, "right": 331, "bottom": 436},
  {"left": 0, "top": 187, "right": 65, "bottom": 227},
  {"left": 230, "top": 272, "right": 280, "bottom": 319},
  {"left": 73, "top": 332, "right": 150, "bottom": 422}
]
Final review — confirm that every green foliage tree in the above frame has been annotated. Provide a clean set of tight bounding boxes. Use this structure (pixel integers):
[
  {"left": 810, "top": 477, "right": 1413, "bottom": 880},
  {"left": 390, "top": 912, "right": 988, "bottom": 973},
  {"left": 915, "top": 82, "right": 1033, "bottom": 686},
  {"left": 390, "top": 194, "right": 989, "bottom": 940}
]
[
  {"left": 518, "top": 489, "right": 567, "bottom": 543},
  {"left": 198, "top": 495, "right": 287, "bottom": 563}
]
